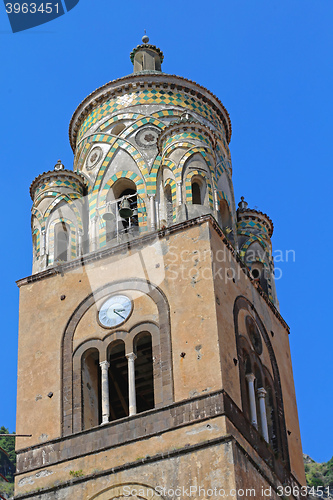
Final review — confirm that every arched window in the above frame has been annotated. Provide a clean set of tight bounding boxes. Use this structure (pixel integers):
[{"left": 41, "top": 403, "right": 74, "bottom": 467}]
[
  {"left": 108, "top": 341, "right": 129, "bottom": 421},
  {"left": 134, "top": 332, "right": 154, "bottom": 413},
  {"left": 165, "top": 185, "right": 173, "bottom": 226},
  {"left": 191, "top": 182, "right": 202, "bottom": 204},
  {"left": 251, "top": 262, "right": 269, "bottom": 295},
  {"left": 54, "top": 221, "right": 69, "bottom": 262},
  {"left": 220, "top": 199, "right": 232, "bottom": 231},
  {"left": 81, "top": 348, "right": 101, "bottom": 429}
]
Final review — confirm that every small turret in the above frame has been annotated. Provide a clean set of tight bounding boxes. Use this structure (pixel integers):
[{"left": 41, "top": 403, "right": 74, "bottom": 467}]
[
  {"left": 30, "top": 161, "right": 86, "bottom": 273},
  {"left": 237, "top": 197, "right": 278, "bottom": 306},
  {"left": 130, "top": 35, "right": 164, "bottom": 73}
]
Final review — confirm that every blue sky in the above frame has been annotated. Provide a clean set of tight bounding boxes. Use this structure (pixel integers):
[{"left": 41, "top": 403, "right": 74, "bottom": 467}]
[{"left": 0, "top": 0, "right": 332, "bottom": 463}]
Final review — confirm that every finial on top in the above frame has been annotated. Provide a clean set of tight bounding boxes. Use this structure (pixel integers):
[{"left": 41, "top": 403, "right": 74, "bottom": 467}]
[
  {"left": 54, "top": 159, "right": 65, "bottom": 171},
  {"left": 142, "top": 30, "right": 149, "bottom": 44},
  {"left": 238, "top": 196, "right": 248, "bottom": 210}
]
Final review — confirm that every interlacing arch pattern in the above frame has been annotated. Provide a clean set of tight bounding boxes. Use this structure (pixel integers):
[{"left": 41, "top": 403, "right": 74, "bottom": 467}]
[
  {"left": 216, "top": 190, "right": 231, "bottom": 208},
  {"left": 164, "top": 178, "right": 177, "bottom": 220},
  {"left": 48, "top": 217, "right": 76, "bottom": 265},
  {"left": 98, "top": 112, "right": 145, "bottom": 133},
  {"left": 147, "top": 155, "right": 162, "bottom": 196},
  {"left": 163, "top": 130, "right": 212, "bottom": 150},
  {"left": 31, "top": 207, "right": 44, "bottom": 230},
  {"left": 185, "top": 170, "right": 214, "bottom": 209},
  {"left": 163, "top": 141, "right": 204, "bottom": 158},
  {"left": 118, "top": 116, "right": 165, "bottom": 139},
  {"left": 32, "top": 227, "right": 40, "bottom": 260},
  {"left": 43, "top": 194, "right": 83, "bottom": 231},
  {"left": 177, "top": 147, "right": 215, "bottom": 183},
  {"left": 239, "top": 234, "right": 269, "bottom": 259}
]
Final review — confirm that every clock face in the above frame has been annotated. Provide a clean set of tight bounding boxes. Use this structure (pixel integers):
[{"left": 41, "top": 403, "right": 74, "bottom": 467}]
[{"left": 98, "top": 295, "right": 132, "bottom": 328}]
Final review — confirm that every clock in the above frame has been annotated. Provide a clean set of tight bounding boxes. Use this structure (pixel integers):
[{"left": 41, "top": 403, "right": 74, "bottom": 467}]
[{"left": 98, "top": 295, "right": 132, "bottom": 328}]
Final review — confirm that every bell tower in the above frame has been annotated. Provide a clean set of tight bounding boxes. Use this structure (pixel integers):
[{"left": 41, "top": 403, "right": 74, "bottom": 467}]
[{"left": 15, "top": 38, "right": 306, "bottom": 500}]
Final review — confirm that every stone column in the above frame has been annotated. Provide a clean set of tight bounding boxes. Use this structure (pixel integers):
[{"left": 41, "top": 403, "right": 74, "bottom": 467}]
[
  {"left": 149, "top": 194, "right": 156, "bottom": 230},
  {"left": 245, "top": 373, "right": 258, "bottom": 429},
  {"left": 78, "top": 229, "right": 83, "bottom": 256},
  {"left": 92, "top": 214, "right": 99, "bottom": 251},
  {"left": 257, "top": 387, "right": 269, "bottom": 442},
  {"left": 41, "top": 230, "right": 46, "bottom": 256},
  {"left": 126, "top": 353, "right": 137, "bottom": 416},
  {"left": 99, "top": 361, "right": 110, "bottom": 424},
  {"left": 177, "top": 181, "right": 182, "bottom": 205}
]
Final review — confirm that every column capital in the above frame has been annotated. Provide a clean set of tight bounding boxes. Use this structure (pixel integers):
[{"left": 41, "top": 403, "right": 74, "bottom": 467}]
[
  {"left": 256, "top": 387, "right": 267, "bottom": 398},
  {"left": 99, "top": 360, "right": 110, "bottom": 369},
  {"left": 245, "top": 373, "right": 255, "bottom": 384},
  {"left": 126, "top": 352, "right": 137, "bottom": 361}
]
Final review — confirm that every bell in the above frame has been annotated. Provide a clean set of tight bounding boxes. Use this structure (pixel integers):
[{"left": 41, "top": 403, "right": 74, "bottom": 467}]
[
  {"left": 119, "top": 198, "right": 133, "bottom": 219},
  {"left": 102, "top": 205, "right": 115, "bottom": 221}
]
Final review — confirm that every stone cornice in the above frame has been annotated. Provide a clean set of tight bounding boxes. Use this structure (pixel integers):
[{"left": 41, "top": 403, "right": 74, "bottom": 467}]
[
  {"left": 68, "top": 73, "right": 232, "bottom": 151},
  {"left": 237, "top": 208, "right": 274, "bottom": 237},
  {"left": 157, "top": 116, "right": 217, "bottom": 154},
  {"left": 30, "top": 169, "right": 87, "bottom": 201}
]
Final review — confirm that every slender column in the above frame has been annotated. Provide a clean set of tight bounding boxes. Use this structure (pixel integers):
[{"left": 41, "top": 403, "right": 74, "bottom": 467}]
[
  {"left": 78, "top": 229, "right": 83, "bottom": 256},
  {"left": 214, "top": 188, "right": 219, "bottom": 213},
  {"left": 92, "top": 214, "right": 99, "bottom": 251},
  {"left": 257, "top": 387, "right": 269, "bottom": 442},
  {"left": 41, "top": 230, "right": 46, "bottom": 256},
  {"left": 99, "top": 361, "right": 110, "bottom": 424},
  {"left": 149, "top": 194, "right": 156, "bottom": 230},
  {"left": 177, "top": 181, "right": 182, "bottom": 205},
  {"left": 126, "top": 352, "right": 137, "bottom": 416},
  {"left": 245, "top": 373, "right": 258, "bottom": 429}
]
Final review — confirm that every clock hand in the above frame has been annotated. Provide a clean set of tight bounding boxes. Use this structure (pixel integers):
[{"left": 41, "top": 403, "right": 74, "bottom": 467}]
[{"left": 113, "top": 309, "right": 125, "bottom": 320}]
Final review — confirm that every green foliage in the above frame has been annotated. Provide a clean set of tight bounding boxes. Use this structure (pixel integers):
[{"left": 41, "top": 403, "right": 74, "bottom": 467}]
[
  {"left": 304, "top": 454, "right": 333, "bottom": 488},
  {"left": 0, "top": 427, "right": 16, "bottom": 465},
  {"left": 69, "top": 469, "right": 84, "bottom": 478},
  {"left": 0, "top": 480, "right": 14, "bottom": 498}
]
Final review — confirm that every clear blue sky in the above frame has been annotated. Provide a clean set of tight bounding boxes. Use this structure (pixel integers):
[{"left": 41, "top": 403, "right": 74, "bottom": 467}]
[{"left": 0, "top": 0, "right": 332, "bottom": 463}]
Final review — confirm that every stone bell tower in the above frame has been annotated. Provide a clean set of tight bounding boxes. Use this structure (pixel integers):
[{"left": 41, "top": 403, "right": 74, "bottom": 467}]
[{"left": 15, "top": 37, "right": 306, "bottom": 500}]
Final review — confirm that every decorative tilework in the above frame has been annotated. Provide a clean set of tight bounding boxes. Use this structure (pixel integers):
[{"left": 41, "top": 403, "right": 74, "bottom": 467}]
[
  {"left": 34, "top": 178, "right": 83, "bottom": 197},
  {"left": 91, "top": 137, "right": 148, "bottom": 196},
  {"left": 177, "top": 147, "right": 215, "bottom": 185},
  {"left": 185, "top": 170, "right": 214, "bottom": 209},
  {"left": 47, "top": 217, "right": 76, "bottom": 266},
  {"left": 216, "top": 191, "right": 230, "bottom": 207},
  {"left": 239, "top": 235, "right": 268, "bottom": 259},
  {"left": 151, "top": 109, "right": 180, "bottom": 119},
  {"left": 32, "top": 228, "right": 40, "bottom": 260},
  {"left": 98, "top": 113, "right": 144, "bottom": 132},
  {"left": 31, "top": 207, "right": 44, "bottom": 229},
  {"left": 147, "top": 155, "right": 162, "bottom": 196},
  {"left": 119, "top": 117, "right": 165, "bottom": 138},
  {"left": 237, "top": 219, "right": 268, "bottom": 234},
  {"left": 77, "top": 89, "right": 226, "bottom": 143},
  {"left": 164, "top": 178, "right": 177, "bottom": 220},
  {"left": 43, "top": 194, "right": 83, "bottom": 231},
  {"left": 163, "top": 131, "right": 212, "bottom": 150}
]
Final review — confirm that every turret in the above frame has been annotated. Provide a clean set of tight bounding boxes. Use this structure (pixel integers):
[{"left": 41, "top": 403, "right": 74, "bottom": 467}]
[
  {"left": 30, "top": 160, "right": 86, "bottom": 273},
  {"left": 237, "top": 197, "right": 278, "bottom": 306}
]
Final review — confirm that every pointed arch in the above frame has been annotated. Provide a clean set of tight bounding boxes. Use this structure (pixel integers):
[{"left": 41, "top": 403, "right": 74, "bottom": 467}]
[
  {"left": 47, "top": 217, "right": 76, "bottom": 266},
  {"left": 43, "top": 194, "right": 83, "bottom": 231},
  {"left": 164, "top": 178, "right": 177, "bottom": 221},
  {"left": 185, "top": 170, "right": 214, "bottom": 209}
]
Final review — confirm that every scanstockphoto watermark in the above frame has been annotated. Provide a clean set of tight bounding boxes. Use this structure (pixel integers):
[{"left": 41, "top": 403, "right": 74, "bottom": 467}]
[
  {"left": 122, "top": 484, "right": 311, "bottom": 498},
  {"left": 167, "top": 246, "right": 296, "bottom": 283}
]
